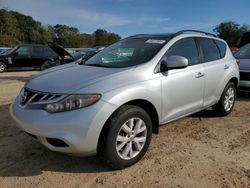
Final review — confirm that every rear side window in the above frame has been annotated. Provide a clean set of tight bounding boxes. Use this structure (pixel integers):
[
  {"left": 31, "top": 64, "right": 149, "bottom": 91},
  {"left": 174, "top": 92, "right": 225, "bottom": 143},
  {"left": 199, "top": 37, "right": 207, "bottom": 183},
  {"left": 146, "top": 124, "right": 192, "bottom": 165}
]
[
  {"left": 199, "top": 38, "right": 220, "bottom": 62},
  {"left": 32, "top": 46, "right": 43, "bottom": 56},
  {"left": 166, "top": 38, "right": 200, "bottom": 66},
  {"left": 215, "top": 40, "right": 226, "bottom": 58},
  {"left": 44, "top": 47, "right": 58, "bottom": 58}
]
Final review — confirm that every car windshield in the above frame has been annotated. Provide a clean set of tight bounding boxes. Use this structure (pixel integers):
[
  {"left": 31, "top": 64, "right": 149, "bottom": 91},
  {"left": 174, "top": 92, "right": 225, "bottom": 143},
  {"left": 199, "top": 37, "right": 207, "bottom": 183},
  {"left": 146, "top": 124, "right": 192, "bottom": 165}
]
[
  {"left": 234, "top": 44, "right": 250, "bottom": 59},
  {"left": 83, "top": 38, "right": 168, "bottom": 68},
  {"left": 2, "top": 46, "right": 17, "bottom": 55}
]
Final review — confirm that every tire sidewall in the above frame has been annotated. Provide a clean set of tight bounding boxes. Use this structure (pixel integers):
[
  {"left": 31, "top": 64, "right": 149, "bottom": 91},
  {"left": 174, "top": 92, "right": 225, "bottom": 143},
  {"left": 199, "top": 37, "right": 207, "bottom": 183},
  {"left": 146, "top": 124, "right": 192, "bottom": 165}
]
[
  {"left": 0, "top": 62, "right": 7, "bottom": 73},
  {"left": 105, "top": 106, "right": 152, "bottom": 169}
]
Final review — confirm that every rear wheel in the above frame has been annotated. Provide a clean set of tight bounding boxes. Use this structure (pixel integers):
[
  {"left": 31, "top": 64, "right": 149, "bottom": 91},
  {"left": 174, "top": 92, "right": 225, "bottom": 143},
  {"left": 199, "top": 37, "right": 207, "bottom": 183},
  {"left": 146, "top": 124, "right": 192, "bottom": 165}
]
[
  {"left": 98, "top": 105, "right": 152, "bottom": 169},
  {"left": 213, "top": 82, "right": 236, "bottom": 116},
  {"left": 0, "top": 62, "right": 7, "bottom": 73}
]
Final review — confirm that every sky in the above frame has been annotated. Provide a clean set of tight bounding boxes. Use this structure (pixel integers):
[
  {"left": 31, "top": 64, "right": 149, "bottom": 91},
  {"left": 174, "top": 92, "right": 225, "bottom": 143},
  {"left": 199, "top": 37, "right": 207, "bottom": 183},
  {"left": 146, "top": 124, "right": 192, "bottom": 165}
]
[{"left": 0, "top": 0, "right": 249, "bottom": 37}]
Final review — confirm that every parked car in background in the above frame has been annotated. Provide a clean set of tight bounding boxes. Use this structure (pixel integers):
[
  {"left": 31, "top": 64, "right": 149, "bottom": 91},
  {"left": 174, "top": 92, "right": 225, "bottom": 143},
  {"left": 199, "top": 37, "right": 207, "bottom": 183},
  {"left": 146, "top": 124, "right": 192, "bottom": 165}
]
[
  {"left": 0, "top": 47, "right": 11, "bottom": 54},
  {"left": 234, "top": 43, "right": 250, "bottom": 91},
  {"left": 66, "top": 48, "right": 95, "bottom": 54},
  {"left": 0, "top": 44, "right": 74, "bottom": 72},
  {"left": 72, "top": 48, "right": 100, "bottom": 62},
  {"left": 230, "top": 47, "right": 239, "bottom": 53},
  {"left": 65, "top": 48, "right": 83, "bottom": 54},
  {"left": 93, "top": 45, "right": 106, "bottom": 51},
  {"left": 41, "top": 48, "right": 101, "bottom": 70},
  {"left": 11, "top": 30, "right": 239, "bottom": 169}
]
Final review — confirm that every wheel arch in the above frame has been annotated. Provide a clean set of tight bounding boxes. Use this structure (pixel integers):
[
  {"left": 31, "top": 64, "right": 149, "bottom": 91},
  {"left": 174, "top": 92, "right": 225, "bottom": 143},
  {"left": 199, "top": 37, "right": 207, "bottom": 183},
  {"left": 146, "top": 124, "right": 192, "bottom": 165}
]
[
  {"left": 97, "top": 99, "right": 160, "bottom": 153},
  {"left": 229, "top": 77, "right": 238, "bottom": 89},
  {"left": 123, "top": 99, "right": 159, "bottom": 134}
]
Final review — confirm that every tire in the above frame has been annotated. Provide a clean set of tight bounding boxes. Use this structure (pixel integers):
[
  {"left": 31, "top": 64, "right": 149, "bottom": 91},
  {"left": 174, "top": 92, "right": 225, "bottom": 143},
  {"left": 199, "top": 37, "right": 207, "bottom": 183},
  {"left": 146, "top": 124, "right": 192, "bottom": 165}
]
[
  {"left": 97, "top": 105, "right": 152, "bottom": 170},
  {"left": 212, "top": 82, "right": 236, "bottom": 116},
  {"left": 0, "top": 62, "right": 7, "bottom": 73}
]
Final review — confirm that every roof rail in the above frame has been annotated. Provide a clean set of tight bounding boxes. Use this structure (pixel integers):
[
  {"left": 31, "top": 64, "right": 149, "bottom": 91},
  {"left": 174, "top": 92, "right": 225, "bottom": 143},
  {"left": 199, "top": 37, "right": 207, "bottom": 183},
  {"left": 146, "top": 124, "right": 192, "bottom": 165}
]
[
  {"left": 125, "top": 34, "right": 148, "bottom": 39},
  {"left": 174, "top": 30, "right": 217, "bottom": 37}
]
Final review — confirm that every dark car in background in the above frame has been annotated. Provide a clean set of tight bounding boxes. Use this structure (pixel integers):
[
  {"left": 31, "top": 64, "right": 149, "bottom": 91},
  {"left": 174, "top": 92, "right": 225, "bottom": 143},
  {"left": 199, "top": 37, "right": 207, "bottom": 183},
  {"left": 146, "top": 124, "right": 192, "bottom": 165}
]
[
  {"left": 72, "top": 48, "right": 100, "bottom": 62},
  {"left": 0, "top": 47, "right": 11, "bottom": 54},
  {"left": 234, "top": 43, "right": 250, "bottom": 91},
  {"left": 0, "top": 44, "right": 73, "bottom": 73},
  {"left": 41, "top": 48, "right": 101, "bottom": 70}
]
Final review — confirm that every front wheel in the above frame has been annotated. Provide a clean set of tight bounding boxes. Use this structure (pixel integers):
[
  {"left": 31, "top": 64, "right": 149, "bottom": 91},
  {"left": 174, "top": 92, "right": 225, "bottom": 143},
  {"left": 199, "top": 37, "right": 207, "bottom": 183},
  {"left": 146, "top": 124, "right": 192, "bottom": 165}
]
[
  {"left": 0, "top": 62, "right": 7, "bottom": 73},
  {"left": 213, "top": 82, "right": 236, "bottom": 116},
  {"left": 98, "top": 105, "right": 152, "bottom": 169}
]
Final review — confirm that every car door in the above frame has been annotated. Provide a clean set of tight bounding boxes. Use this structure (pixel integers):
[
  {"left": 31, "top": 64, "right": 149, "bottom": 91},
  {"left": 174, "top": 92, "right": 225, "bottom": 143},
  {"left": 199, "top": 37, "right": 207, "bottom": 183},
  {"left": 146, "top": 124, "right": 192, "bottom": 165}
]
[
  {"left": 198, "top": 38, "right": 226, "bottom": 107},
  {"left": 11, "top": 46, "right": 32, "bottom": 67},
  {"left": 30, "top": 46, "right": 44, "bottom": 67},
  {"left": 160, "top": 37, "right": 205, "bottom": 123}
]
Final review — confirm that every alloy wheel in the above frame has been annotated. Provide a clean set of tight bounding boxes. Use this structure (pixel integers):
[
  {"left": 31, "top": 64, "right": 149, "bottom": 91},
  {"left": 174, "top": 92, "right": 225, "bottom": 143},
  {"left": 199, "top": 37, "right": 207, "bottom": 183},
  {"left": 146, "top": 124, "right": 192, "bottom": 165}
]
[
  {"left": 0, "top": 64, "right": 5, "bottom": 72},
  {"left": 116, "top": 117, "right": 147, "bottom": 160},
  {"left": 224, "top": 87, "right": 235, "bottom": 112}
]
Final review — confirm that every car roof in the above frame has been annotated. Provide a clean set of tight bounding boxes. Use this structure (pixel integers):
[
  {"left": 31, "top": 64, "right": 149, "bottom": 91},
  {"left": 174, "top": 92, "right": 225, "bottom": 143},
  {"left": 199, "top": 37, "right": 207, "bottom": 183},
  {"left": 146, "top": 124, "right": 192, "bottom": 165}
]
[
  {"left": 16, "top": 44, "right": 47, "bottom": 47},
  {"left": 127, "top": 33, "right": 174, "bottom": 40},
  {"left": 126, "top": 30, "right": 219, "bottom": 40}
]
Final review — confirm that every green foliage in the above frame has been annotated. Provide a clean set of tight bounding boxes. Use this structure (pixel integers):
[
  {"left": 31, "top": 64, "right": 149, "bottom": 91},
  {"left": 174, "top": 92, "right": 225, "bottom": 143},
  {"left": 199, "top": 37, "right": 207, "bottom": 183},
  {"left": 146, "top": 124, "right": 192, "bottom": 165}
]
[
  {"left": 239, "top": 32, "right": 250, "bottom": 47},
  {"left": 213, "top": 21, "right": 250, "bottom": 47},
  {"left": 0, "top": 9, "right": 121, "bottom": 47},
  {"left": 94, "top": 29, "right": 121, "bottom": 46}
]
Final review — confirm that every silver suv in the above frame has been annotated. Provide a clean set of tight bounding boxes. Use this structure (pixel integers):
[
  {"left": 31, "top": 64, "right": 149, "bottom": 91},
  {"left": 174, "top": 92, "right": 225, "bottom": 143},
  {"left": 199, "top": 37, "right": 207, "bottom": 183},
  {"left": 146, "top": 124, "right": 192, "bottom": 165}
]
[{"left": 10, "top": 30, "right": 239, "bottom": 169}]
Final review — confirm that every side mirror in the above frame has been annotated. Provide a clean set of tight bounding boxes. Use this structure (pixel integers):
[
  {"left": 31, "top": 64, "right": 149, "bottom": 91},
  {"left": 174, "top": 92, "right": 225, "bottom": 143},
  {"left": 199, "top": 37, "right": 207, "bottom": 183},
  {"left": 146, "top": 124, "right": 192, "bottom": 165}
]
[
  {"left": 13, "top": 52, "right": 18, "bottom": 56},
  {"left": 162, "top": 55, "right": 188, "bottom": 69}
]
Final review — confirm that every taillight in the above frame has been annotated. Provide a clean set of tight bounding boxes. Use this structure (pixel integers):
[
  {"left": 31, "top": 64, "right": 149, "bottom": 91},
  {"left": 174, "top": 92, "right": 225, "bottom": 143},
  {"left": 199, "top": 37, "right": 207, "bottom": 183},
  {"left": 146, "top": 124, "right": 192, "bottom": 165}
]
[{"left": 236, "top": 59, "right": 240, "bottom": 69}]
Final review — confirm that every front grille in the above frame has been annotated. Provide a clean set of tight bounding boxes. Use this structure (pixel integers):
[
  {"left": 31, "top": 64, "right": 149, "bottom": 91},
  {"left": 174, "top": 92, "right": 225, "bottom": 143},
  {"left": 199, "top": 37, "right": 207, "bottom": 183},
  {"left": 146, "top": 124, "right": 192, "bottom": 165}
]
[
  {"left": 20, "top": 88, "right": 64, "bottom": 108},
  {"left": 240, "top": 72, "right": 250, "bottom": 81}
]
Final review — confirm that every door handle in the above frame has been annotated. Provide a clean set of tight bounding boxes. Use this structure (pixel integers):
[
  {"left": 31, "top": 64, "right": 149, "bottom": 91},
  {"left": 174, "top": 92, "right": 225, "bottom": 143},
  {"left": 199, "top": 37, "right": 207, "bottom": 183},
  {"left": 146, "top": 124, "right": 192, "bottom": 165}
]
[
  {"left": 195, "top": 72, "right": 205, "bottom": 78},
  {"left": 224, "top": 65, "right": 230, "bottom": 69}
]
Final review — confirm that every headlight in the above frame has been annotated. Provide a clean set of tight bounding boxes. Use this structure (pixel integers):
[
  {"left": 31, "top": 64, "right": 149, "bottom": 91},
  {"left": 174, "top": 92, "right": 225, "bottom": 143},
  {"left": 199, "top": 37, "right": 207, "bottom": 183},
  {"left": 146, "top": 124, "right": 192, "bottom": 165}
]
[{"left": 45, "top": 94, "right": 101, "bottom": 113}]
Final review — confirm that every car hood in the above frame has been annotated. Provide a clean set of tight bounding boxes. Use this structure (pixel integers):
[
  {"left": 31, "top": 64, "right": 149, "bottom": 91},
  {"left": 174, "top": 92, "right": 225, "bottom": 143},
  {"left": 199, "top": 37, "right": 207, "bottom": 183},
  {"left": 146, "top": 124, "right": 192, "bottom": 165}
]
[
  {"left": 238, "top": 59, "right": 250, "bottom": 71},
  {"left": 0, "top": 54, "right": 9, "bottom": 59},
  {"left": 49, "top": 45, "right": 73, "bottom": 58},
  {"left": 25, "top": 63, "right": 133, "bottom": 94}
]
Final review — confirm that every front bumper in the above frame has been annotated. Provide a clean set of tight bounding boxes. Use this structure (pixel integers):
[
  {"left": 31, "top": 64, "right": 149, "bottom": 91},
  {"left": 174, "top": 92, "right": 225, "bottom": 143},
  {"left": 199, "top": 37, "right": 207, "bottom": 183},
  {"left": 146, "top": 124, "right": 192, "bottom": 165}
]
[{"left": 10, "top": 96, "right": 117, "bottom": 156}]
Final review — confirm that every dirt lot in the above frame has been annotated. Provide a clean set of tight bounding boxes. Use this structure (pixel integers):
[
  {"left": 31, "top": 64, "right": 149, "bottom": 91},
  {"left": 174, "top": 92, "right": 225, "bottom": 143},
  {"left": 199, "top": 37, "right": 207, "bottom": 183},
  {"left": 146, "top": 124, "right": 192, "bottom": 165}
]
[{"left": 0, "top": 71, "right": 249, "bottom": 188}]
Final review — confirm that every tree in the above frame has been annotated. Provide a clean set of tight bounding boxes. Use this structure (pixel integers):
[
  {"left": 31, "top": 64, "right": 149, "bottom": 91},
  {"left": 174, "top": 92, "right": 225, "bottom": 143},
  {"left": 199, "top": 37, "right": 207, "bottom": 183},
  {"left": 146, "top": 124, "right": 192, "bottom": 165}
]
[
  {"left": 239, "top": 32, "right": 250, "bottom": 47},
  {"left": 0, "top": 9, "right": 121, "bottom": 47},
  {"left": 93, "top": 29, "right": 121, "bottom": 46},
  {"left": 0, "top": 9, "right": 20, "bottom": 46},
  {"left": 94, "top": 29, "right": 109, "bottom": 46},
  {"left": 213, "top": 21, "right": 250, "bottom": 47},
  {"left": 108, "top": 33, "right": 121, "bottom": 45},
  {"left": 53, "top": 24, "right": 79, "bottom": 38}
]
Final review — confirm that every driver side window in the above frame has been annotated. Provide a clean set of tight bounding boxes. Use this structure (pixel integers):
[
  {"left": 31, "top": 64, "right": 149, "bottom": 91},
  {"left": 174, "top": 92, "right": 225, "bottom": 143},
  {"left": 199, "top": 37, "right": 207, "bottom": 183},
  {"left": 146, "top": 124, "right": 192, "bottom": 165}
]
[{"left": 167, "top": 38, "right": 200, "bottom": 66}]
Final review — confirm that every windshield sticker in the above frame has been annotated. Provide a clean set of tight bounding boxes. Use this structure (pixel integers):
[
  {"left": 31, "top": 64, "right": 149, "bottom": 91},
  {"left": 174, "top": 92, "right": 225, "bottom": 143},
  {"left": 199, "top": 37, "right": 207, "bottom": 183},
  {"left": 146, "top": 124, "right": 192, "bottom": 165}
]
[{"left": 146, "top": 39, "right": 166, "bottom": 44}]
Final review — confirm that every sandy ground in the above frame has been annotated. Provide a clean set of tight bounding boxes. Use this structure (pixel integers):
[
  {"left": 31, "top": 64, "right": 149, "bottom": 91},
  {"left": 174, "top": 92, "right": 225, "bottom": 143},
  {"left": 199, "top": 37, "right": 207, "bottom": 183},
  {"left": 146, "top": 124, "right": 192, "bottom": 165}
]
[{"left": 0, "top": 71, "right": 249, "bottom": 188}]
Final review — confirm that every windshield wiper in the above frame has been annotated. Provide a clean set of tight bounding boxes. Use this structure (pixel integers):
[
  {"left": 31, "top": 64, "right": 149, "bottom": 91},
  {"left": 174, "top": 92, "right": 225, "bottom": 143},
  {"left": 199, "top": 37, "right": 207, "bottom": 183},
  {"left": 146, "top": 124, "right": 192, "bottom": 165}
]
[{"left": 85, "top": 63, "right": 109, "bottom": 68}]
